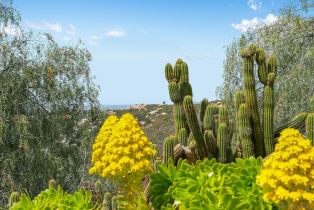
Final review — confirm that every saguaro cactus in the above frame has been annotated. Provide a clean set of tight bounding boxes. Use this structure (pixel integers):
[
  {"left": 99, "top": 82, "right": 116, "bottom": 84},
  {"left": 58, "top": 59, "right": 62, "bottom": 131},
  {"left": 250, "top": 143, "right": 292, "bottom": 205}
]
[
  {"left": 256, "top": 50, "right": 278, "bottom": 156},
  {"left": 274, "top": 112, "right": 308, "bottom": 137},
  {"left": 183, "top": 95, "right": 208, "bottom": 159},
  {"left": 204, "top": 130, "right": 218, "bottom": 158},
  {"left": 165, "top": 60, "right": 190, "bottom": 136},
  {"left": 234, "top": 90, "right": 246, "bottom": 149},
  {"left": 203, "top": 104, "right": 218, "bottom": 136},
  {"left": 217, "top": 123, "right": 228, "bottom": 163},
  {"left": 162, "top": 135, "right": 177, "bottom": 164},
  {"left": 238, "top": 104, "right": 254, "bottom": 158},
  {"left": 218, "top": 106, "right": 229, "bottom": 126},
  {"left": 200, "top": 98, "right": 209, "bottom": 127},
  {"left": 240, "top": 44, "right": 265, "bottom": 157},
  {"left": 306, "top": 113, "right": 314, "bottom": 145},
  {"left": 178, "top": 128, "right": 188, "bottom": 146}
]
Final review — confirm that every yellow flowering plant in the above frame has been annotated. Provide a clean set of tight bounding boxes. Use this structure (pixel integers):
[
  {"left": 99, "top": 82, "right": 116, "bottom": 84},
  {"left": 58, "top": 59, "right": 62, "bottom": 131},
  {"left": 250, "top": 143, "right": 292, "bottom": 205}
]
[
  {"left": 256, "top": 128, "right": 314, "bottom": 210},
  {"left": 89, "top": 113, "right": 156, "bottom": 209}
]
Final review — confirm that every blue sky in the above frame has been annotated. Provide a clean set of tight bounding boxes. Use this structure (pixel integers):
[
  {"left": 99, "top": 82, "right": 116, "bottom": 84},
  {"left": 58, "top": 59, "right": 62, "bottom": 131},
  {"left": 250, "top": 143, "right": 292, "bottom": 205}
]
[{"left": 13, "top": 0, "right": 288, "bottom": 105}]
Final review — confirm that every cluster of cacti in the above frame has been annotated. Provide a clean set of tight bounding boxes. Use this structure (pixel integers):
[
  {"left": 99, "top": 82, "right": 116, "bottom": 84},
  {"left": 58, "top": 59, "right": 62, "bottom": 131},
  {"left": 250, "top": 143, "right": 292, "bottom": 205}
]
[
  {"left": 163, "top": 59, "right": 230, "bottom": 163},
  {"left": 163, "top": 45, "right": 314, "bottom": 163}
]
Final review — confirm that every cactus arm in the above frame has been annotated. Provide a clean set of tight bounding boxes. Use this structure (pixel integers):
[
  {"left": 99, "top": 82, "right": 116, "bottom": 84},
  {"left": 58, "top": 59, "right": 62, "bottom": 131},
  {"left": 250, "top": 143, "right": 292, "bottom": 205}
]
[
  {"left": 306, "top": 113, "right": 314, "bottom": 145},
  {"left": 183, "top": 95, "right": 208, "bottom": 159},
  {"left": 241, "top": 44, "right": 265, "bottom": 157},
  {"left": 217, "top": 123, "right": 228, "bottom": 163},
  {"left": 274, "top": 112, "right": 308, "bottom": 138},
  {"left": 238, "top": 104, "right": 255, "bottom": 158}
]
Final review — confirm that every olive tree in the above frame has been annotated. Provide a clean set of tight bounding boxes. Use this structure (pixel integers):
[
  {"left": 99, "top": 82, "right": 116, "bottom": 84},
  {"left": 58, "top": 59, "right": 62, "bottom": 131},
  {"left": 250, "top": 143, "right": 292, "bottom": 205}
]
[
  {"left": 0, "top": 1, "right": 103, "bottom": 206},
  {"left": 217, "top": 1, "right": 314, "bottom": 127}
]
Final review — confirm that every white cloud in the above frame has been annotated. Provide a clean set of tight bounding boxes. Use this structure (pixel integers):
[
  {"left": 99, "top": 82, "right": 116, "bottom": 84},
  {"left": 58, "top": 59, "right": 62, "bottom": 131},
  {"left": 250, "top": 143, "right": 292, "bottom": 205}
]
[
  {"left": 264, "top": 14, "right": 278, "bottom": 25},
  {"left": 231, "top": 14, "right": 278, "bottom": 32},
  {"left": 88, "top": 30, "right": 126, "bottom": 46},
  {"left": 247, "top": 0, "right": 261, "bottom": 11},
  {"left": 0, "top": 24, "right": 21, "bottom": 36},
  {"left": 25, "top": 20, "right": 62, "bottom": 32},
  {"left": 231, "top": 17, "right": 259, "bottom": 32},
  {"left": 105, "top": 30, "right": 125, "bottom": 38},
  {"left": 65, "top": 23, "right": 76, "bottom": 35}
]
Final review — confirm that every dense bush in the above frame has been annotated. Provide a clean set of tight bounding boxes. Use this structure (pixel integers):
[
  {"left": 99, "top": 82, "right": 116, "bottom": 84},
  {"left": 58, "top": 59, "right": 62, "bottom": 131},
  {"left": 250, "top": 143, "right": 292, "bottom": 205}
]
[
  {"left": 0, "top": 0, "right": 102, "bottom": 206},
  {"left": 10, "top": 186, "right": 99, "bottom": 210},
  {"left": 150, "top": 157, "right": 273, "bottom": 210}
]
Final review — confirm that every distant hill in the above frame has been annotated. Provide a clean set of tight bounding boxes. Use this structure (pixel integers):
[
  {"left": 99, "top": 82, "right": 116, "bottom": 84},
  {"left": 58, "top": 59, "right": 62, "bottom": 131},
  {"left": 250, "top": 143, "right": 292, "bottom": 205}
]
[{"left": 103, "top": 103, "right": 205, "bottom": 155}]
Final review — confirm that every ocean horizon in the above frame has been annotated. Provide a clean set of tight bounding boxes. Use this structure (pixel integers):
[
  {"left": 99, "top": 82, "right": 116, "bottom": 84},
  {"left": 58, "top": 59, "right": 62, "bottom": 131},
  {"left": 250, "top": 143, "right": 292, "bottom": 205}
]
[{"left": 102, "top": 105, "right": 130, "bottom": 110}]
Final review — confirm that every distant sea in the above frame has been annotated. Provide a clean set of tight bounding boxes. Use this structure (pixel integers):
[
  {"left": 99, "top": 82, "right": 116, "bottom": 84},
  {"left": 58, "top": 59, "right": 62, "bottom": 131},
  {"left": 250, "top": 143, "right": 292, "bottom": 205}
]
[{"left": 102, "top": 105, "right": 129, "bottom": 110}]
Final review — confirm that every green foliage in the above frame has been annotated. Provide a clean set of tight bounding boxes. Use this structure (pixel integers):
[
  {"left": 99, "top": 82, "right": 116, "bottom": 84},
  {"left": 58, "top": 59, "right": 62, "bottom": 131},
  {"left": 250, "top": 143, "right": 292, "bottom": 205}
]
[
  {"left": 150, "top": 157, "right": 273, "bottom": 210},
  {"left": 10, "top": 186, "right": 99, "bottom": 210},
  {"left": 8, "top": 192, "right": 20, "bottom": 208},
  {"left": 149, "top": 160, "right": 178, "bottom": 209}
]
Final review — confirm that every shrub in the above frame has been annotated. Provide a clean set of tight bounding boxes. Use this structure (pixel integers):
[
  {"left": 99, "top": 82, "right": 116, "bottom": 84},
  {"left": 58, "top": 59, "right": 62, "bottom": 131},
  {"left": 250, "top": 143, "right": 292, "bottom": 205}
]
[
  {"left": 149, "top": 157, "right": 272, "bottom": 209},
  {"left": 89, "top": 113, "right": 157, "bottom": 208},
  {"left": 256, "top": 128, "right": 314, "bottom": 209},
  {"left": 10, "top": 186, "right": 98, "bottom": 209}
]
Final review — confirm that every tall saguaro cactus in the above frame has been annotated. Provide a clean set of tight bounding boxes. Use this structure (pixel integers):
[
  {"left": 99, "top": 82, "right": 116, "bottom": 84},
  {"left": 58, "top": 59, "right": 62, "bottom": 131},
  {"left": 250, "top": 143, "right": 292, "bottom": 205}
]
[
  {"left": 183, "top": 96, "right": 208, "bottom": 159},
  {"left": 240, "top": 44, "right": 265, "bottom": 157},
  {"left": 217, "top": 123, "right": 228, "bottom": 163},
  {"left": 163, "top": 136, "right": 177, "bottom": 164},
  {"left": 238, "top": 104, "right": 254, "bottom": 158},
  {"left": 256, "top": 48, "right": 278, "bottom": 156},
  {"left": 165, "top": 61, "right": 190, "bottom": 136},
  {"left": 306, "top": 113, "right": 314, "bottom": 145}
]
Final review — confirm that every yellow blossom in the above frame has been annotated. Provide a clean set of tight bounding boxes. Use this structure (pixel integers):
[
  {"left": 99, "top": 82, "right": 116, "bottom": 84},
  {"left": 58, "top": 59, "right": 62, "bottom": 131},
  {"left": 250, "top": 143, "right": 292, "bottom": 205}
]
[
  {"left": 256, "top": 128, "right": 314, "bottom": 208},
  {"left": 89, "top": 113, "right": 156, "bottom": 194}
]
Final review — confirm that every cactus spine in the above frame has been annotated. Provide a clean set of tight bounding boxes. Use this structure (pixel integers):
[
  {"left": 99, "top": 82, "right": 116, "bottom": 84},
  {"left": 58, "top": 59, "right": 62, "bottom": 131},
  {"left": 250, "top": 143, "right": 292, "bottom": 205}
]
[
  {"left": 203, "top": 104, "right": 218, "bottom": 135},
  {"left": 217, "top": 123, "right": 228, "bottom": 163},
  {"left": 306, "top": 113, "right": 314, "bottom": 145},
  {"left": 183, "top": 95, "right": 208, "bottom": 159},
  {"left": 218, "top": 106, "right": 229, "bottom": 126},
  {"left": 200, "top": 98, "right": 209, "bottom": 128},
  {"left": 238, "top": 104, "right": 254, "bottom": 157},
  {"left": 204, "top": 130, "right": 218, "bottom": 158},
  {"left": 234, "top": 91, "right": 246, "bottom": 151},
  {"left": 178, "top": 128, "right": 188, "bottom": 146},
  {"left": 274, "top": 112, "right": 308, "bottom": 137},
  {"left": 162, "top": 136, "right": 177, "bottom": 164},
  {"left": 241, "top": 44, "right": 264, "bottom": 157},
  {"left": 256, "top": 50, "right": 277, "bottom": 156},
  {"left": 165, "top": 60, "right": 190, "bottom": 136}
]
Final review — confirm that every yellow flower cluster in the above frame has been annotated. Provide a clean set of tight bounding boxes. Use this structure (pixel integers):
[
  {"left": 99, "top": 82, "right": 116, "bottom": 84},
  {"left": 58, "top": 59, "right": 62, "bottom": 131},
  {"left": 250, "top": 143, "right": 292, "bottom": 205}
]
[
  {"left": 256, "top": 128, "right": 314, "bottom": 208},
  {"left": 89, "top": 113, "right": 156, "bottom": 183}
]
